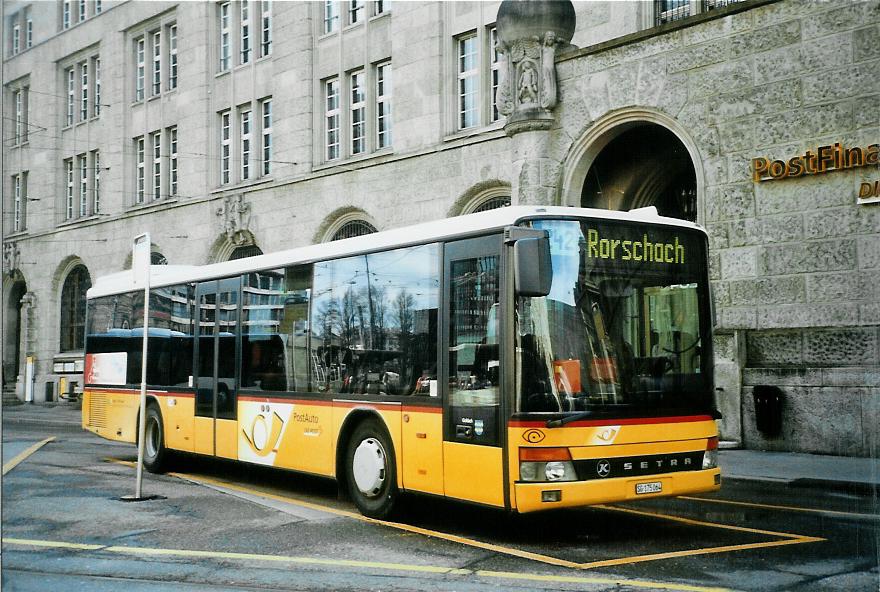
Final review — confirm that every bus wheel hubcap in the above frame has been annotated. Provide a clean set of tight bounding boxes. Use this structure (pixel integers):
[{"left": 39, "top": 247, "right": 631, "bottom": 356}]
[{"left": 352, "top": 438, "right": 386, "bottom": 497}]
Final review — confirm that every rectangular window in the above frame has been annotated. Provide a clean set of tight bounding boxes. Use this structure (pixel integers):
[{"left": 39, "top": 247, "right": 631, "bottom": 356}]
[
  {"left": 324, "top": 0, "right": 338, "bottom": 34},
  {"left": 92, "top": 150, "right": 100, "bottom": 213},
  {"left": 168, "top": 25, "right": 178, "bottom": 89},
  {"left": 219, "top": 2, "right": 231, "bottom": 71},
  {"left": 374, "top": 0, "right": 387, "bottom": 16},
  {"left": 93, "top": 57, "right": 101, "bottom": 116},
  {"left": 376, "top": 62, "right": 391, "bottom": 149},
  {"left": 136, "top": 137, "right": 145, "bottom": 203},
  {"left": 13, "top": 174, "right": 22, "bottom": 232},
  {"left": 152, "top": 31, "right": 161, "bottom": 95},
  {"left": 261, "top": 0, "right": 272, "bottom": 57},
  {"left": 261, "top": 99, "right": 272, "bottom": 175},
  {"left": 169, "top": 126, "right": 178, "bottom": 195},
  {"left": 349, "top": 0, "right": 363, "bottom": 24},
  {"left": 457, "top": 33, "right": 479, "bottom": 129},
  {"left": 241, "top": 108, "right": 252, "bottom": 180},
  {"left": 65, "top": 159, "right": 74, "bottom": 218},
  {"left": 80, "top": 61, "right": 89, "bottom": 121},
  {"left": 63, "top": 1, "right": 71, "bottom": 29},
  {"left": 26, "top": 19, "right": 32, "bottom": 48},
  {"left": 95, "top": 0, "right": 102, "bottom": 14},
  {"left": 12, "top": 24, "right": 20, "bottom": 54},
  {"left": 490, "top": 27, "right": 500, "bottom": 122},
  {"left": 135, "top": 37, "right": 145, "bottom": 101},
  {"left": 13, "top": 90, "right": 23, "bottom": 144},
  {"left": 241, "top": 1, "right": 251, "bottom": 64},
  {"left": 325, "top": 78, "right": 340, "bottom": 160},
  {"left": 220, "top": 110, "right": 231, "bottom": 184},
  {"left": 79, "top": 154, "right": 88, "bottom": 216},
  {"left": 152, "top": 131, "right": 162, "bottom": 199},
  {"left": 350, "top": 70, "right": 365, "bottom": 155},
  {"left": 66, "top": 67, "right": 75, "bottom": 126},
  {"left": 78, "top": 0, "right": 86, "bottom": 22}
]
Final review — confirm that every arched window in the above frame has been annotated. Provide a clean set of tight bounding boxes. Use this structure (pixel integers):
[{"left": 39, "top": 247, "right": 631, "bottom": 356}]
[
  {"left": 331, "top": 220, "right": 377, "bottom": 241},
  {"left": 151, "top": 251, "right": 168, "bottom": 265},
  {"left": 229, "top": 245, "right": 263, "bottom": 260},
  {"left": 470, "top": 195, "right": 511, "bottom": 213},
  {"left": 60, "top": 265, "right": 91, "bottom": 352}
]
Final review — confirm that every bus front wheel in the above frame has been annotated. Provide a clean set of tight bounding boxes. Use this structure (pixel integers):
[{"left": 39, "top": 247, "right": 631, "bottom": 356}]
[
  {"left": 345, "top": 418, "right": 398, "bottom": 519},
  {"left": 143, "top": 404, "right": 167, "bottom": 473}
]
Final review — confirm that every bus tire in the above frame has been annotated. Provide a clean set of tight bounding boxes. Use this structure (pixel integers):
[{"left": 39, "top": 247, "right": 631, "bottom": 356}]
[
  {"left": 345, "top": 418, "right": 398, "bottom": 519},
  {"left": 143, "top": 404, "right": 167, "bottom": 473}
]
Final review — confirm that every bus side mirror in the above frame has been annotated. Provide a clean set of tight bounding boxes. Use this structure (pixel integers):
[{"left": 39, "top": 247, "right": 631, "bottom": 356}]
[{"left": 514, "top": 236, "right": 552, "bottom": 297}]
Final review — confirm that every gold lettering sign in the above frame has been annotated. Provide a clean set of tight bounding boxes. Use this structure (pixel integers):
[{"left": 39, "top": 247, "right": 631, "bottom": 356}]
[
  {"left": 859, "top": 180, "right": 880, "bottom": 205},
  {"left": 752, "top": 142, "right": 880, "bottom": 183}
]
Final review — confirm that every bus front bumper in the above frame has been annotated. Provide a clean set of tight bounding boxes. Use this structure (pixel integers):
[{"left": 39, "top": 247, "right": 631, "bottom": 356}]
[{"left": 513, "top": 468, "right": 721, "bottom": 513}]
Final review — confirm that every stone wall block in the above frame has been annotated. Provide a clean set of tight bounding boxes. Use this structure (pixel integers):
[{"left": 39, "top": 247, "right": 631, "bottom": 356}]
[
  {"left": 607, "top": 62, "right": 639, "bottom": 110},
  {"left": 657, "top": 72, "right": 689, "bottom": 117},
  {"left": 688, "top": 57, "right": 754, "bottom": 99},
  {"left": 861, "top": 388, "right": 880, "bottom": 459},
  {"left": 721, "top": 307, "right": 757, "bottom": 329},
  {"left": 756, "top": 276, "right": 806, "bottom": 305},
  {"left": 720, "top": 246, "right": 757, "bottom": 278},
  {"left": 854, "top": 25, "right": 880, "bottom": 62},
  {"left": 706, "top": 222, "right": 729, "bottom": 249},
  {"left": 804, "top": 206, "right": 880, "bottom": 240},
  {"left": 729, "top": 279, "right": 757, "bottom": 305},
  {"left": 760, "top": 239, "right": 856, "bottom": 275},
  {"left": 680, "top": 10, "right": 753, "bottom": 45},
  {"left": 854, "top": 94, "right": 880, "bottom": 128},
  {"left": 635, "top": 55, "right": 667, "bottom": 106},
  {"left": 802, "top": 61, "right": 880, "bottom": 103},
  {"left": 761, "top": 214, "right": 803, "bottom": 244},
  {"left": 755, "top": 173, "right": 853, "bottom": 215},
  {"left": 857, "top": 235, "right": 880, "bottom": 269},
  {"left": 758, "top": 303, "right": 859, "bottom": 329},
  {"left": 716, "top": 120, "right": 755, "bottom": 152},
  {"left": 713, "top": 331, "right": 738, "bottom": 361},
  {"left": 746, "top": 331, "right": 803, "bottom": 365},
  {"left": 729, "top": 20, "right": 801, "bottom": 60},
  {"left": 805, "top": 271, "right": 873, "bottom": 303},
  {"left": 804, "top": 328, "right": 878, "bottom": 366},
  {"left": 727, "top": 218, "right": 762, "bottom": 247},
  {"left": 824, "top": 367, "right": 880, "bottom": 387},
  {"left": 742, "top": 367, "right": 823, "bottom": 387},
  {"left": 755, "top": 102, "right": 853, "bottom": 146},
  {"left": 802, "top": 1, "right": 879, "bottom": 39},
  {"left": 708, "top": 79, "right": 802, "bottom": 122},
  {"left": 709, "top": 251, "right": 721, "bottom": 281},
  {"left": 860, "top": 303, "right": 880, "bottom": 324},
  {"left": 712, "top": 280, "right": 731, "bottom": 308},
  {"left": 703, "top": 157, "right": 729, "bottom": 186},
  {"left": 706, "top": 183, "right": 755, "bottom": 222},
  {"left": 577, "top": 73, "right": 611, "bottom": 121}
]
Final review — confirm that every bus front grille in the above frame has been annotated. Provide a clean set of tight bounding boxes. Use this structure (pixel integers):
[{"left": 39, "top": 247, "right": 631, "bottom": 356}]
[{"left": 88, "top": 393, "right": 108, "bottom": 428}]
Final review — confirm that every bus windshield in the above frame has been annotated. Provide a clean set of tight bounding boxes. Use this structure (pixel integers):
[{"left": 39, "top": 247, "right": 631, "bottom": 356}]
[{"left": 517, "top": 218, "right": 714, "bottom": 417}]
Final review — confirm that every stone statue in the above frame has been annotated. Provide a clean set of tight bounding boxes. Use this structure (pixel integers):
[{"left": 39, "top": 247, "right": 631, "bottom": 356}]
[
  {"left": 540, "top": 31, "right": 558, "bottom": 109},
  {"left": 495, "top": 40, "right": 514, "bottom": 117},
  {"left": 3, "top": 243, "right": 20, "bottom": 277},
  {"left": 518, "top": 60, "right": 539, "bottom": 106},
  {"left": 216, "top": 194, "right": 252, "bottom": 246}
]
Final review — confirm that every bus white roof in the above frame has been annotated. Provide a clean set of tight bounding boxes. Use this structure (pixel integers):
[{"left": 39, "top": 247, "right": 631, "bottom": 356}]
[{"left": 87, "top": 206, "right": 706, "bottom": 299}]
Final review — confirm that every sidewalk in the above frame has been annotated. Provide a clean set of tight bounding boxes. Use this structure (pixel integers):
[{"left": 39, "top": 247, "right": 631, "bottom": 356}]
[{"left": 3, "top": 402, "right": 878, "bottom": 492}]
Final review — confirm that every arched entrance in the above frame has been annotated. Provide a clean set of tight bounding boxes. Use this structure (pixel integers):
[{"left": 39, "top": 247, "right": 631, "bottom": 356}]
[
  {"left": 581, "top": 124, "right": 697, "bottom": 221},
  {"left": 3, "top": 278, "right": 27, "bottom": 387}
]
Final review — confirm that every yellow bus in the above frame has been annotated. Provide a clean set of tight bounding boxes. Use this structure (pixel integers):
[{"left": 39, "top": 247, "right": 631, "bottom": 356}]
[{"left": 82, "top": 206, "right": 720, "bottom": 518}]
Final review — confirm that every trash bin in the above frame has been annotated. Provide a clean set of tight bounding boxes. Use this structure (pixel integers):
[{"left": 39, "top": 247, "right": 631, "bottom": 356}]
[{"left": 753, "top": 385, "right": 784, "bottom": 437}]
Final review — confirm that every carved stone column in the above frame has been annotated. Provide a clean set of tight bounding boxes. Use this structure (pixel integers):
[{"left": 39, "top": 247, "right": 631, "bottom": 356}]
[{"left": 495, "top": 0, "right": 575, "bottom": 205}]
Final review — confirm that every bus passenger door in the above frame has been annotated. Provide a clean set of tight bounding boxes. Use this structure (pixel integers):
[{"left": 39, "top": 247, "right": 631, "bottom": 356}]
[
  {"left": 194, "top": 278, "right": 240, "bottom": 459},
  {"left": 442, "top": 236, "right": 506, "bottom": 508}
]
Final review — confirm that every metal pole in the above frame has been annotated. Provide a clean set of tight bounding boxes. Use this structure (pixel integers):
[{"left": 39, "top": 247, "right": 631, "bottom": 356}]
[{"left": 135, "top": 266, "right": 149, "bottom": 498}]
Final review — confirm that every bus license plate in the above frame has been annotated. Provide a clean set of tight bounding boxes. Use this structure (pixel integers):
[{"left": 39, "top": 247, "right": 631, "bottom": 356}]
[{"left": 636, "top": 481, "right": 662, "bottom": 495}]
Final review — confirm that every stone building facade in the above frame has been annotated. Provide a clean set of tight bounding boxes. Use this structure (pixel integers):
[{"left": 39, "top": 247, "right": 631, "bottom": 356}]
[{"left": 2, "top": 0, "right": 878, "bottom": 456}]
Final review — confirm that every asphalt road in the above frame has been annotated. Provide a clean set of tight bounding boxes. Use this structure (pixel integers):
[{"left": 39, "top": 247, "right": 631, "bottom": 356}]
[{"left": 2, "top": 420, "right": 878, "bottom": 592}]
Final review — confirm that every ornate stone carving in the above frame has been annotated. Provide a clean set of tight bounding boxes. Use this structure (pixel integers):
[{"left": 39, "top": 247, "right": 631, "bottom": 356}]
[
  {"left": 3, "top": 242, "right": 20, "bottom": 277},
  {"left": 216, "top": 194, "right": 252, "bottom": 246},
  {"left": 495, "top": 0, "right": 575, "bottom": 135}
]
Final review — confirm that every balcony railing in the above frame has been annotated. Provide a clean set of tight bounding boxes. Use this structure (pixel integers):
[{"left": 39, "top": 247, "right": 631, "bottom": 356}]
[{"left": 655, "top": 0, "right": 744, "bottom": 26}]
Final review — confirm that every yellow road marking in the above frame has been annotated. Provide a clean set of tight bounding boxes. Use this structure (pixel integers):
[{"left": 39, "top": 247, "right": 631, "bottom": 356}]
[
  {"left": 679, "top": 495, "right": 880, "bottom": 521},
  {"left": 3, "top": 437, "right": 55, "bottom": 475},
  {"left": 2, "top": 536, "right": 733, "bottom": 592},
  {"left": 104, "top": 457, "right": 824, "bottom": 575}
]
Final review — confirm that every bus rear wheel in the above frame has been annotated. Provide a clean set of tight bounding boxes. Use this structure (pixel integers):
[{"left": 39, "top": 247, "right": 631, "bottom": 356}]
[
  {"left": 143, "top": 404, "right": 167, "bottom": 473},
  {"left": 345, "top": 418, "right": 398, "bottom": 519}
]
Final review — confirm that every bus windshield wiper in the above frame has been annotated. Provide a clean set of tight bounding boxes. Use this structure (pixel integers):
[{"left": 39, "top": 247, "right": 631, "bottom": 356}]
[{"left": 546, "top": 410, "right": 594, "bottom": 428}]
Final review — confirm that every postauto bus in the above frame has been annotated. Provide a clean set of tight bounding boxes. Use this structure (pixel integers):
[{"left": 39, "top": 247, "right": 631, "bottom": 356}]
[{"left": 82, "top": 206, "right": 720, "bottom": 518}]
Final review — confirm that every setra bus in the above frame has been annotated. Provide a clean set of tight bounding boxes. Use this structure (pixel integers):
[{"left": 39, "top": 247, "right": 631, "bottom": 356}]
[{"left": 82, "top": 206, "right": 721, "bottom": 518}]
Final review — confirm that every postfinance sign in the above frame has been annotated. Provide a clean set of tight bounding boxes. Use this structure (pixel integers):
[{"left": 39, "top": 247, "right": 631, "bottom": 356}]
[{"left": 586, "top": 229, "right": 686, "bottom": 264}]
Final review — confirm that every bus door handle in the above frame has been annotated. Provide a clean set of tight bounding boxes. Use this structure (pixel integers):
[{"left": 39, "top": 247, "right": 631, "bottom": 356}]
[{"left": 456, "top": 425, "right": 473, "bottom": 439}]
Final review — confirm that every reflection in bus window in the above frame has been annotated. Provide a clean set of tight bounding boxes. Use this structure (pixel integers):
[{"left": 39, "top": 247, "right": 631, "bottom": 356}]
[{"left": 310, "top": 244, "right": 439, "bottom": 397}]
